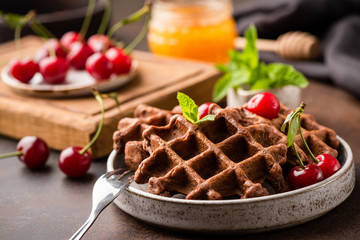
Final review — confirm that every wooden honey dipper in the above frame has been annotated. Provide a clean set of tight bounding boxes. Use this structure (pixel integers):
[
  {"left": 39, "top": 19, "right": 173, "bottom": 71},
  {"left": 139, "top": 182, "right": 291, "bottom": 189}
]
[{"left": 234, "top": 31, "right": 321, "bottom": 60}]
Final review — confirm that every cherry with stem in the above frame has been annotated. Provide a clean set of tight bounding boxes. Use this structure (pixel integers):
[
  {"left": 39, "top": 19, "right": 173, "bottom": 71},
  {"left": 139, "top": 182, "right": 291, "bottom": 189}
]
[
  {"left": 281, "top": 103, "right": 341, "bottom": 190},
  {"left": 2, "top": 11, "right": 39, "bottom": 83},
  {"left": 60, "top": 0, "right": 96, "bottom": 50},
  {"left": 281, "top": 103, "right": 324, "bottom": 189},
  {"left": 292, "top": 106, "right": 341, "bottom": 178},
  {"left": 281, "top": 102, "right": 341, "bottom": 180},
  {"left": 0, "top": 136, "right": 50, "bottom": 169},
  {"left": 58, "top": 89, "right": 117, "bottom": 178}
]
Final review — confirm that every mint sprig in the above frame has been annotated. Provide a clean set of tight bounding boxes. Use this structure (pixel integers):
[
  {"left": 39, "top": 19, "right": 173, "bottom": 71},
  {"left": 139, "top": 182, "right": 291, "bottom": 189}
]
[
  {"left": 177, "top": 92, "right": 215, "bottom": 124},
  {"left": 281, "top": 102, "right": 318, "bottom": 167},
  {"left": 212, "top": 24, "right": 308, "bottom": 102}
]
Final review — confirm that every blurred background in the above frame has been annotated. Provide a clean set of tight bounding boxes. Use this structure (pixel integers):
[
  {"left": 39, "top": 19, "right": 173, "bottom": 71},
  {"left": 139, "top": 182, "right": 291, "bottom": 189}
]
[
  {"left": 1, "top": 0, "right": 359, "bottom": 97},
  {"left": 0, "top": 0, "right": 249, "bottom": 48}
]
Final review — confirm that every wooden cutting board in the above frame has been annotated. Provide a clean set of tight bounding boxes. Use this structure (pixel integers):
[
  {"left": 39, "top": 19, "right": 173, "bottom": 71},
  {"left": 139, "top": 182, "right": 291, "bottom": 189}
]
[{"left": 0, "top": 36, "right": 222, "bottom": 158}]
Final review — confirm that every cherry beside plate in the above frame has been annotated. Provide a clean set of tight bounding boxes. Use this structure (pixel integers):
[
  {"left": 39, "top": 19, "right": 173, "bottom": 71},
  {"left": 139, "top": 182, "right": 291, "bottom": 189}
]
[{"left": 1, "top": 60, "right": 138, "bottom": 98}]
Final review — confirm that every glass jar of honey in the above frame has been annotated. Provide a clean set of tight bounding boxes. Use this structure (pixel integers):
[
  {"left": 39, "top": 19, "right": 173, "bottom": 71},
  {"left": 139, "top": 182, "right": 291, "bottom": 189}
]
[{"left": 147, "top": 0, "right": 237, "bottom": 63}]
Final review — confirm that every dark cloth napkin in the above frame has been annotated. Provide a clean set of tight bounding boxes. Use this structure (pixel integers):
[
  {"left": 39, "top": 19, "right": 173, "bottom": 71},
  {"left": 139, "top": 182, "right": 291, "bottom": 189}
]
[{"left": 233, "top": 0, "right": 360, "bottom": 97}]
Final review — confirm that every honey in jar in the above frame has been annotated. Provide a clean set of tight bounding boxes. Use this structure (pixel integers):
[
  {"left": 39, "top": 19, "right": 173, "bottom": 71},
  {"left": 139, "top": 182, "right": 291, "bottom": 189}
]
[{"left": 147, "top": 0, "right": 237, "bottom": 63}]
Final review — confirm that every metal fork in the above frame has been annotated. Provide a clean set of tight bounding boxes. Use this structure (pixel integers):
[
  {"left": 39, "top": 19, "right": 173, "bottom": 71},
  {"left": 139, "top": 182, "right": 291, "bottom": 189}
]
[{"left": 69, "top": 168, "right": 134, "bottom": 240}]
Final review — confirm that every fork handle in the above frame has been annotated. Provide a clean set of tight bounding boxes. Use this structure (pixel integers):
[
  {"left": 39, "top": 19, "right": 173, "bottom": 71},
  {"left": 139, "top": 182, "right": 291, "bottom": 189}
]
[{"left": 69, "top": 212, "right": 99, "bottom": 240}]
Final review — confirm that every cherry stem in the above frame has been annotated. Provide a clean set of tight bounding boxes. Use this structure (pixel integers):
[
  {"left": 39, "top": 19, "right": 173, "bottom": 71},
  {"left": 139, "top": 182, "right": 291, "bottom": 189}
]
[
  {"left": 80, "top": 0, "right": 96, "bottom": 38},
  {"left": 15, "top": 25, "right": 23, "bottom": 59},
  {"left": 79, "top": 90, "right": 105, "bottom": 155},
  {"left": 298, "top": 125, "right": 318, "bottom": 163},
  {"left": 296, "top": 103, "right": 319, "bottom": 163},
  {"left": 13, "top": 11, "right": 35, "bottom": 59},
  {"left": 97, "top": 0, "right": 111, "bottom": 35},
  {"left": 293, "top": 145, "right": 305, "bottom": 169},
  {"left": 0, "top": 151, "right": 23, "bottom": 159},
  {"left": 107, "top": 2, "right": 151, "bottom": 38},
  {"left": 29, "top": 18, "right": 55, "bottom": 39},
  {"left": 124, "top": 7, "right": 151, "bottom": 54}
]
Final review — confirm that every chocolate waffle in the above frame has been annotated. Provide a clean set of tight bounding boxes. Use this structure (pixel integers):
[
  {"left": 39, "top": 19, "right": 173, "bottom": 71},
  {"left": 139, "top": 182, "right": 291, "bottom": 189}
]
[
  {"left": 113, "top": 103, "right": 339, "bottom": 200},
  {"left": 129, "top": 104, "right": 292, "bottom": 199},
  {"left": 112, "top": 104, "right": 181, "bottom": 170}
]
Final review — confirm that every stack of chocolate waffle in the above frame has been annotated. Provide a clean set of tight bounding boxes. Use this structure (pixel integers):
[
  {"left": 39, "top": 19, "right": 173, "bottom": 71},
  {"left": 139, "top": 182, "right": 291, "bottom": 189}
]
[{"left": 113, "top": 103, "right": 339, "bottom": 200}]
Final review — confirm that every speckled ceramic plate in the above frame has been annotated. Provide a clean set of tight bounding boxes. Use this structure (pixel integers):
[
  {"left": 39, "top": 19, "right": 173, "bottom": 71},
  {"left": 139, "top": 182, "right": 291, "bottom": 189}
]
[
  {"left": 1, "top": 60, "right": 138, "bottom": 98},
  {"left": 106, "top": 136, "right": 355, "bottom": 233}
]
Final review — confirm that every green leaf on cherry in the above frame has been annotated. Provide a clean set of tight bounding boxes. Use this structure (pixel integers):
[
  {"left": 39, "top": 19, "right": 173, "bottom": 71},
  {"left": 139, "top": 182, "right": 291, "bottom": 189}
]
[
  {"left": 280, "top": 103, "right": 305, "bottom": 148},
  {"left": 177, "top": 92, "right": 215, "bottom": 125}
]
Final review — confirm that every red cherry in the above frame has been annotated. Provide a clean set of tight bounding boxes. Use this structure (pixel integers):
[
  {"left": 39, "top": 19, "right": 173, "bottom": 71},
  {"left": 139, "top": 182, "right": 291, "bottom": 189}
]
[
  {"left": 246, "top": 92, "right": 280, "bottom": 119},
  {"left": 85, "top": 52, "right": 113, "bottom": 80},
  {"left": 198, "top": 102, "right": 212, "bottom": 119},
  {"left": 315, "top": 154, "right": 341, "bottom": 179},
  {"left": 287, "top": 164, "right": 324, "bottom": 190},
  {"left": 34, "top": 38, "right": 68, "bottom": 62},
  {"left": 39, "top": 57, "right": 69, "bottom": 84},
  {"left": 17, "top": 136, "right": 50, "bottom": 169},
  {"left": 67, "top": 42, "right": 94, "bottom": 70},
  {"left": 105, "top": 47, "right": 132, "bottom": 75},
  {"left": 88, "top": 34, "right": 113, "bottom": 52},
  {"left": 8, "top": 59, "right": 38, "bottom": 83},
  {"left": 58, "top": 146, "right": 91, "bottom": 178},
  {"left": 60, "top": 31, "right": 83, "bottom": 50}
]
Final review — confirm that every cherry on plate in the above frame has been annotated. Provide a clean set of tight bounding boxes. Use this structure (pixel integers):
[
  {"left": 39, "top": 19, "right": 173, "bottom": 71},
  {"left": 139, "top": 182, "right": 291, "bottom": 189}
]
[
  {"left": 287, "top": 163, "right": 324, "bottom": 190},
  {"left": 85, "top": 52, "right": 113, "bottom": 80},
  {"left": 315, "top": 153, "right": 341, "bottom": 179},
  {"left": 67, "top": 42, "right": 94, "bottom": 70},
  {"left": 39, "top": 57, "right": 69, "bottom": 84},
  {"left": 8, "top": 59, "right": 38, "bottom": 83},
  {"left": 60, "top": 31, "right": 83, "bottom": 50},
  {"left": 58, "top": 146, "right": 91, "bottom": 178},
  {"left": 88, "top": 34, "right": 113, "bottom": 53},
  {"left": 17, "top": 136, "right": 50, "bottom": 169},
  {"left": 105, "top": 47, "right": 132, "bottom": 75},
  {"left": 246, "top": 92, "right": 280, "bottom": 119},
  {"left": 34, "top": 38, "right": 68, "bottom": 62},
  {"left": 198, "top": 102, "right": 212, "bottom": 119}
]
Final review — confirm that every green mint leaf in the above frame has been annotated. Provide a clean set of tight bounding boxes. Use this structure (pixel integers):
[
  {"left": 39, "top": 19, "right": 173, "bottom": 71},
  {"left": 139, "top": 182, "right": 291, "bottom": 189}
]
[
  {"left": 250, "top": 78, "right": 272, "bottom": 90},
  {"left": 196, "top": 114, "right": 215, "bottom": 124},
  {"left": 213, "top": 25, "right": 308, "bottom": 103},
  {"left": 212, "top": 73, "right": 232, "bottom": 103},
  {"left": 215, "top": 64, "right": 229, "bottom": 73},
  {"left": 243, "top": 24, "right": 259, "bottom": 69},
  {"left": 212, "top": 68, "right": 250, "bottom": 102},
  {"left": 177, "top": 92, "right": 198, "bottom": 124},
  {"left": 266, "top": 63, "right": 308, "bottom": 89}
]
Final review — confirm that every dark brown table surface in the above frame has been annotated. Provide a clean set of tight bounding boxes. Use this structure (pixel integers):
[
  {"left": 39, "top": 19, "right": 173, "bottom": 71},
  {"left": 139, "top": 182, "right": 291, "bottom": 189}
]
[{"left": 0, "top": 79, "right": 359, "bottom": 240}]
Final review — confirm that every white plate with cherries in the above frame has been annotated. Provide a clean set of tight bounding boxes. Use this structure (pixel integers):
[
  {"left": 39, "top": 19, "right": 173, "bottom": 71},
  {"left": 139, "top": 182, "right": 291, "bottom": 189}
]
[{"left": 2, "top": 32, "right": 138, "bottom": 98}]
